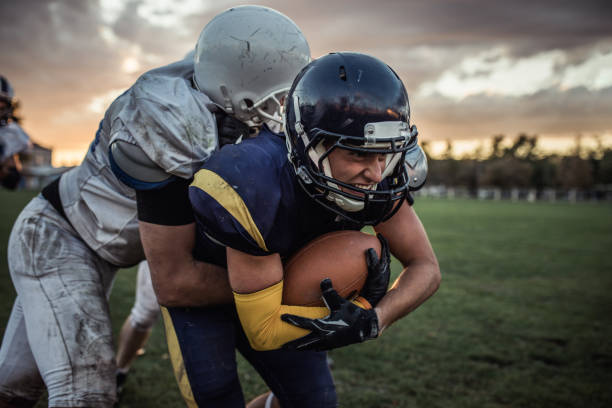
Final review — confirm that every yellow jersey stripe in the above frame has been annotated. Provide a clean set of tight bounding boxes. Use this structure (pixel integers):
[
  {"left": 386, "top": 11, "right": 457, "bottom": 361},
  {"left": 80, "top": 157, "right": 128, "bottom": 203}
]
[
  {"left": 191, "top": 169, "right": 268, "bottom": 251},
  {"left": 160, "top": 306, "right": 198, "bottom": 408}
]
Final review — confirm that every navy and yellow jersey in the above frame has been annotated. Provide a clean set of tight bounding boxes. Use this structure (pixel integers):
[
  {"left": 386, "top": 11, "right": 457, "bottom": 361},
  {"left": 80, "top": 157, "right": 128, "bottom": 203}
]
[
  {"left": 189, "top": 127, "right": 358, "bottom": 264},
  {"left": 189, "top": 126, "right": 413, "bottom": 265}
]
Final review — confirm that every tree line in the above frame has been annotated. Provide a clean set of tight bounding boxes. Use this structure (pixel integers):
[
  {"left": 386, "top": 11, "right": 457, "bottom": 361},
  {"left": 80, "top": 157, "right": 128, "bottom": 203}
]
[{"left": 422, "top": 134, "right": 612, "bottom": 198}]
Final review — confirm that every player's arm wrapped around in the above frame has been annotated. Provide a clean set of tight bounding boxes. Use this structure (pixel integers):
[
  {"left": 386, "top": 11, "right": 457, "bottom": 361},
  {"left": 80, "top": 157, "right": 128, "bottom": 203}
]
[
  {"left": 236, "top": 234, "right": 390, "bottom": 352},
  {"left": 277, "top": 233, "right": 390, "bottom": 352},
  {"left": 233, "top": 279, "right": 374, "bottom": 351},
  {"left": 281, "top": 278, "right": 380, "bottom": 351},
  {"left": 233, "top": 281, "right": 328, "bottom": 351}
]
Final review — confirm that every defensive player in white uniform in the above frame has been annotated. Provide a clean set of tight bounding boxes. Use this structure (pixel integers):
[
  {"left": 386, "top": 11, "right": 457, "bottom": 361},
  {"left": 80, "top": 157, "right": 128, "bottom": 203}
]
[
  {"left": 0, "top": 75, "right": 31, "bottom": 190},
  {"left": 114, "top": 261, "right": 159, "bottom": 395},
  {"left": 0, "top": 6, "right": 310, "bottom": 408}
]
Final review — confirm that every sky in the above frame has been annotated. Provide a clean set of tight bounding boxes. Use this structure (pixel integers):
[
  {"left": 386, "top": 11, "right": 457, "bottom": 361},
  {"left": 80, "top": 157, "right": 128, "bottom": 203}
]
[{"left": 1, "top": 0, "right": 611, "bottom": 165}]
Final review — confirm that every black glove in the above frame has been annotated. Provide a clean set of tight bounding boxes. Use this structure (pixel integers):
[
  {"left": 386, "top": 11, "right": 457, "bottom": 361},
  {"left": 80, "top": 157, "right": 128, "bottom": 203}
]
[
  {"left": 214, "top": 111, "right": 251, "bottom": 146},
  {"left": 360, "top": 233, "right": 390, "bottom": 307},
  {"left": 281, "top": 278, "right": 379, "bottom": 351}
]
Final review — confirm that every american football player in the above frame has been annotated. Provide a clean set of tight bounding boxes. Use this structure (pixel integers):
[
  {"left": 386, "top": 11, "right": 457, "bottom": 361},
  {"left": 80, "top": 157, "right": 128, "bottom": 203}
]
[
  {"left": 0, "top": 75, "right": 30, "bottom": 190},
  {"left": 176, "top": 52, "right": 440, "bottom": 407},
  {"left": 114, "top": 261, "right": 159, "bottom": 396},
  {"left": 0, "top": 6, "right": 310, "bottom": 408}
]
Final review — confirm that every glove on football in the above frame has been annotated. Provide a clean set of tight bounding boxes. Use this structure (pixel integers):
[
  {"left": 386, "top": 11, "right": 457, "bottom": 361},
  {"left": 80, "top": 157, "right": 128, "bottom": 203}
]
[
  {"left": 360, "top": 233, "right": 391, "bottom": 307},
  {"left": 281, "top": 278, "right": 379, "bottom": 351}
]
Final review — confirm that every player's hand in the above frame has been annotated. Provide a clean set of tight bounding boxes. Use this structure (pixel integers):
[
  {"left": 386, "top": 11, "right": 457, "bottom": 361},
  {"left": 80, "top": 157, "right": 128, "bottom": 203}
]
[
  {"left": 360, "top": 233, "right": 390, "bottom": 307},
  {"left": 217, "top": 113, "right": 250, "bottom": 146},
  {"left": 281, "top": 278, "right": 379, "bottom": 351}
]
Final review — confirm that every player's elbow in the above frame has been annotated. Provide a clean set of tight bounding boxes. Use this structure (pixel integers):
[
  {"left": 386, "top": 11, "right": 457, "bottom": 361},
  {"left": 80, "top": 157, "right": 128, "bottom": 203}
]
[
  {"left": 428, "top": 256, "right": 442, "bottom": 292},
  {"left": 152, "top": 285, "right": 182, "bottom": 307},
  {"left": 239, "top": 314, "right": 281, "bottom": 351},
  {"left": 154, "top": 291, "right": 177, "bottom": 308},
  {"left": 246, "top": 331, "right": 278, "bottom": 352}
]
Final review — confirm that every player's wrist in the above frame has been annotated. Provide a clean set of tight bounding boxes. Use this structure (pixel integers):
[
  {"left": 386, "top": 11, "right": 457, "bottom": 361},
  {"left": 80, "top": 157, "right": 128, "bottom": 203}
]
[
  {"left": 365, "top": 308, "right": 380, "bottom": 339},
  {"left": 372, "top": 307, "right": 386, "bottom": 337}
]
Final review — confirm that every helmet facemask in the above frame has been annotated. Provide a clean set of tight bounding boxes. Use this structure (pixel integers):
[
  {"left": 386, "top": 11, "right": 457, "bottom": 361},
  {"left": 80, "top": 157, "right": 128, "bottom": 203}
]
[
  {"left": 193, "top": 81, "right": 287, "bottom": 134},
  {"left": 240, "top": 88, "right": 287, "bottom": 132},
  {"left": 287, "top": 95, "right": 419, "bottom": 224}
]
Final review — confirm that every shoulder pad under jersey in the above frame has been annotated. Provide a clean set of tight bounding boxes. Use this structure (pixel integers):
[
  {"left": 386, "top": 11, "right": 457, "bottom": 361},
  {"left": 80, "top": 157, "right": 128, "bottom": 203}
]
[{"left": 109, "top": 139, "right": 173, "bottom": 190}]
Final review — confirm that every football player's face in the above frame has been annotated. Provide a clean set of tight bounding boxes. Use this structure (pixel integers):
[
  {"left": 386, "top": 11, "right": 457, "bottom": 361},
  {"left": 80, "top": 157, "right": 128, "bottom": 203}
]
[{"left": 327, "top": 147, "right": 386, "bottom": 195}]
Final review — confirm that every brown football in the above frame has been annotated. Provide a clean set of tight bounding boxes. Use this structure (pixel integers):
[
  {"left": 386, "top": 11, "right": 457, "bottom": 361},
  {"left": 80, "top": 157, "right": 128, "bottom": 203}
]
[{"left": 282, "top": 230, "right": 381, "bottom": 307}]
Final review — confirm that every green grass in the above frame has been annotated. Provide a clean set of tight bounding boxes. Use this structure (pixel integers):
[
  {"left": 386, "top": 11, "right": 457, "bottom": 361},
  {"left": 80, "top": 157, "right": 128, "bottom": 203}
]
[{"left": 1, "top": 191, "right": 611, "bottom": 407}]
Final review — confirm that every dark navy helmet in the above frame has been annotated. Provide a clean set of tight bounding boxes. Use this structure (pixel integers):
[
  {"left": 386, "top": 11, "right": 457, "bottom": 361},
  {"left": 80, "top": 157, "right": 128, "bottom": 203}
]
[
  {"left": 284, "top": 52, "right": 426, "bottom": 225},
  {"left": 0, "top": 75, "right": 16, "bottom": 125},
  {"left": 0, "top": 75, "right": 13, "bottom": 100}
]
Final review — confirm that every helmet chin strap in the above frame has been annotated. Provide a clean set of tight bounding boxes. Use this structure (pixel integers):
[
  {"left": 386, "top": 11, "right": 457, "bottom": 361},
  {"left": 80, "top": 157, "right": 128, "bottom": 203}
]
[{"left": 328, "top": 190, "right": 366, "bottom": 212}]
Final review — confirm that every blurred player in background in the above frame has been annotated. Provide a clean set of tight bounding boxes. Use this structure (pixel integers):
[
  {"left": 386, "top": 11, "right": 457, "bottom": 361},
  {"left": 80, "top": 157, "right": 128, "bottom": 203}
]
[
  {"left": 166, "top": 52, "right": 440, "bottom": 407},
  {"left": 0, "top": 6, "right": 310, "bottom": 408},
  {"left": 0, "top": 75, "right": 30, "bottom": 190},
  {"left": 114, "top": 261, "right": 159, "bottom": 396}
]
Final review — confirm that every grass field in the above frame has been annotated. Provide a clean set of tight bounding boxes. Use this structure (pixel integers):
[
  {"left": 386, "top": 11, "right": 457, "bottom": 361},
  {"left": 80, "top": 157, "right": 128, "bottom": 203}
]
[{"left": 1, "top": 190, "right": 611, "bottom": 407}]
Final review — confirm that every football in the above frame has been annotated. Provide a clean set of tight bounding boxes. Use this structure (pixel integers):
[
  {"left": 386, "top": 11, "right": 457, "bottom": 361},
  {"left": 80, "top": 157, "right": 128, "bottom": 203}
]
[{"left": 282, "top": 230, "right": 381, "bottom": 307}]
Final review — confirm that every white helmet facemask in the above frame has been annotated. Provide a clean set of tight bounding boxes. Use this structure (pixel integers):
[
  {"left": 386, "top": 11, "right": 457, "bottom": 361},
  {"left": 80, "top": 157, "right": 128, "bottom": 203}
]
[{"left": 248, "top": 88, "right": 286, "bottom": 132}]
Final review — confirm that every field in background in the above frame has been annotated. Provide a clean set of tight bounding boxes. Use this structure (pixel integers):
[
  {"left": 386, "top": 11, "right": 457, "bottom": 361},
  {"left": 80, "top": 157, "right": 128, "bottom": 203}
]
[{"left": 1, "top": 190, "right": 611, "bottom": 407}]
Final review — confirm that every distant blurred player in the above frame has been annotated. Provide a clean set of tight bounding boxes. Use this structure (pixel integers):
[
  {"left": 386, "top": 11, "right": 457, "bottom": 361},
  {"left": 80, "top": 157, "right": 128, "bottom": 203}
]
[
  {"left": 114, "top": 261, "right": 159, "bottom": 395},
  {"left": 0, "top": 75, "right": 30, "bottom": 190}
]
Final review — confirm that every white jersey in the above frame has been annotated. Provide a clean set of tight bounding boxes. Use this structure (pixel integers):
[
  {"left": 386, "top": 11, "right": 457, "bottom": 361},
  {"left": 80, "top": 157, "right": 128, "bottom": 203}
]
[
  {"left": 0, "top": 122, "right": 31, "bottom": 162},
  {"left": 59, "top": 55, "right": 218, "bottom": 267}
]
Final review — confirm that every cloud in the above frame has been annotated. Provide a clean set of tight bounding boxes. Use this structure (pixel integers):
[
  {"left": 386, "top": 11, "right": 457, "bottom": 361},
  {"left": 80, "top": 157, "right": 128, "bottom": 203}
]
[
  {"left": 414, "top": 85, "right": 612, "bottom": 142},
  {"left": 85, "top": 88, "right": 127, "bottom": 115},
  {"left": 560, "top": 50, "right": 612, "bottom": 91},
  {"left": 1, "top": 0, "right": 611, "bottom": 161},
  {"left": 418, "top": 45, "right": 612, "bottom": 101}
]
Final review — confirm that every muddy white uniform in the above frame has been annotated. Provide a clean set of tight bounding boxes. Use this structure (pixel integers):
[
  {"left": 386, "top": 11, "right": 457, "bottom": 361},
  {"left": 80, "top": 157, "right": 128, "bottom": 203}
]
[
  {"left": 0, "top": 122, "right": 31, "bottom": 163},
  {"left": 0, "top": 54, "right": 218, "bottom": 407},
  {"left": 128, "top": 262, "right": 160, "bottom": 331}
]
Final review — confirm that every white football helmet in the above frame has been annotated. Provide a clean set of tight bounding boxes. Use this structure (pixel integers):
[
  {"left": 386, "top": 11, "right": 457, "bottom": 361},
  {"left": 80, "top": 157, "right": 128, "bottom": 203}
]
[{"left": 193, "top": 5, "right": 311, "bottom": 129}]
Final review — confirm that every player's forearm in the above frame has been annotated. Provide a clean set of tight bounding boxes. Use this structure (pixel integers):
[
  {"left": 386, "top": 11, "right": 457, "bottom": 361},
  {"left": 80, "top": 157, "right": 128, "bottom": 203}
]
[
  {"left": 139, "top": 221, "right": 232, "bottom": 307},
  {"left": 151, "top": 259, "right": 233, "bottom": 307},
  {"left": 374, "top": 257, "right": 441, "bottom": 333}
]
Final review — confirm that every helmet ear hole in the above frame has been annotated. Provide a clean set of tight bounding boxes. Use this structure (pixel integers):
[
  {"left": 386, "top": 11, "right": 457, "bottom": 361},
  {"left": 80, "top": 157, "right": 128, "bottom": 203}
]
[{"left": 243, "top": 98, "right": 254, "bottom": 109}]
